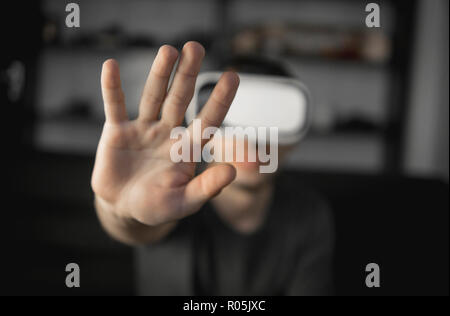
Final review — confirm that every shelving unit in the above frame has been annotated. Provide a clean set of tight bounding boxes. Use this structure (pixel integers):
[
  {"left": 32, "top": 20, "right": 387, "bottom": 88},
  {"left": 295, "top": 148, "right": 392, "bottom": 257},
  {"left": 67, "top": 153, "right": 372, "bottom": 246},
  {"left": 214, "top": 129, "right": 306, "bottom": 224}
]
[{"left": 33, "top": 0, "right": 417, "bottom": 174}]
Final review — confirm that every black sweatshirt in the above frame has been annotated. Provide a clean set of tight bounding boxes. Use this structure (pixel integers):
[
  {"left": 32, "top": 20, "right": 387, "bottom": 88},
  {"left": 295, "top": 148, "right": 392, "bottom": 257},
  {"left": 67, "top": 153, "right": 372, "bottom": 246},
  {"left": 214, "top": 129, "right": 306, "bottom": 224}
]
[{"left": 136, "top": 171, "right": 334, "bottom": 296}]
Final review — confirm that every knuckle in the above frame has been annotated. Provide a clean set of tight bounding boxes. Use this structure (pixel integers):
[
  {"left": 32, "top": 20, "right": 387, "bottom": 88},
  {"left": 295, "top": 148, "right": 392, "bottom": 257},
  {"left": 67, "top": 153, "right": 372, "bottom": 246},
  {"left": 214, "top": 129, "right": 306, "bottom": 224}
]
[
  {"left": 145, "top": 91, "right": 165, "bottom": 105},
  {"left": 169, "top": 91, "right": 187, "bottom": 106},
  {"left": 151, "top": 67, "right": 171, "bottom": 80},
  {"left": 211, "top": 94, "right": 229, "bottom": 109}
]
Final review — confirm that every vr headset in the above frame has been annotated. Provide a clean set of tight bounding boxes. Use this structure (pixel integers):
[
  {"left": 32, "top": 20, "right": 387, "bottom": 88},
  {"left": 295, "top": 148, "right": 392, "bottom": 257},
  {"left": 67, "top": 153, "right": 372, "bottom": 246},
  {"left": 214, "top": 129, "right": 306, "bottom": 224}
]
[{"left": 185, "top": 72, "right": 312, "bottom": 145}]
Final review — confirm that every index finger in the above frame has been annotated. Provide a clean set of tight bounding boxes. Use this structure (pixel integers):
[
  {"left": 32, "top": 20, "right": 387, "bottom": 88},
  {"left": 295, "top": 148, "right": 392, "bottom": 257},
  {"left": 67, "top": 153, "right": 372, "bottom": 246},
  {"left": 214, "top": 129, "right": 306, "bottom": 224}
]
[{"left": 101, "top": 59, "right": 128, "bottom": 124}]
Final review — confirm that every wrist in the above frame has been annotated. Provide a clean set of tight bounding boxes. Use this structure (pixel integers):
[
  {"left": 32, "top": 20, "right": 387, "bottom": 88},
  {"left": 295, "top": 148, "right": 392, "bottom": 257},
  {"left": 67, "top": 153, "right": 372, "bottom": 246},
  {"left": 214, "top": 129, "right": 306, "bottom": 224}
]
[
  {"left": 94, "top": 195, "right": 176, "bottom": 242},
  {"left": 94, "top": 195, "right": 143, "bottom": 229}
]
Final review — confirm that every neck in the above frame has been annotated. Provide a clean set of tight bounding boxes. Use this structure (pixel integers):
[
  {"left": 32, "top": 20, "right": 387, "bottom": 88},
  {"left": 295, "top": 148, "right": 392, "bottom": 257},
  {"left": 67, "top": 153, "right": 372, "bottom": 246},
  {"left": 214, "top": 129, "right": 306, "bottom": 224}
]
[{"left": 211, "top": 181, "right": 274, "bottom": 234}]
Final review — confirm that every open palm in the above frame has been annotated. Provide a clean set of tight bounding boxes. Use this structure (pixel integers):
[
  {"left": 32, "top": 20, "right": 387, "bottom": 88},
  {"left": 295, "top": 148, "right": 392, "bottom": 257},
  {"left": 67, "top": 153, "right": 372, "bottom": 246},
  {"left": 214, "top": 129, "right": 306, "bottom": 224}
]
[{"left": 91, "top": 42, "right": 239, "bottom": 226}]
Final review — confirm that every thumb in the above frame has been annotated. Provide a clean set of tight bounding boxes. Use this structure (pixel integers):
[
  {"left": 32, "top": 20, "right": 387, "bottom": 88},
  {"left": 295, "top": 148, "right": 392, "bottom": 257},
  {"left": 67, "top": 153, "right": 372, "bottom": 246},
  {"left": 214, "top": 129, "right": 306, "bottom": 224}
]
[{"left": 181, "top": 163, "right": 236, "bottom": 217}]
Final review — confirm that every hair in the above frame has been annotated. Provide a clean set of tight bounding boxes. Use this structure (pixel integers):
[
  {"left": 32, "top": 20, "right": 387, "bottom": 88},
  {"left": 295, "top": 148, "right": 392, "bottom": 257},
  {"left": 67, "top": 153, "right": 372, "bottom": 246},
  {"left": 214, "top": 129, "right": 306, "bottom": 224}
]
[{"left": 220, "top": 55, "right": 293, "bottom": 78}]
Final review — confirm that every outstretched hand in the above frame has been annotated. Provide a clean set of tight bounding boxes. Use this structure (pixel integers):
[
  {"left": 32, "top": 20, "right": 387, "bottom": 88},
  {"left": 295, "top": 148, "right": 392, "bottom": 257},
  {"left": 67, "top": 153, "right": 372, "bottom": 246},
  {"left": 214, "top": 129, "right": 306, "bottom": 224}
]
[{"left": 91, "top": 42, "right": 239, "bottom": 227}]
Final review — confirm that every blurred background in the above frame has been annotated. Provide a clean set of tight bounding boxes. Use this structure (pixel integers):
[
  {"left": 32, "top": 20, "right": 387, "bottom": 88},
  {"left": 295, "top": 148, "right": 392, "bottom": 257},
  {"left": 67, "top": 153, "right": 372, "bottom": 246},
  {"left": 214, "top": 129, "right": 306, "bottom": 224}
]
[{"left": 1, "top": 0, "right": 448, "bottom": 295}]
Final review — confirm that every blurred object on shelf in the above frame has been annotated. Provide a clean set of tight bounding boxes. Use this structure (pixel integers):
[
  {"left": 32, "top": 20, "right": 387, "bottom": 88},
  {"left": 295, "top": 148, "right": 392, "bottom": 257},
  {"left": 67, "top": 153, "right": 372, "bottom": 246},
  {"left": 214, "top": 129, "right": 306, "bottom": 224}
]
[
  {"left": 72, "top": 25, "right": 128, "bottom": 48},
  {"left": 42, "top": 18, "right": 157, "bottom": 49},
  {"left": 310, "top": 103, "right": 336, "bottom": 134},
  {"left": 42, "top": 16, "right": 60, "bottom": 45},
  {"left": 333, "top": 116, "right": 381, "bottom": 134},
  {"left": 52, "top": 99, "right": 93, "bottom": 120},
  {"left": 173, "top": 31, "right": 215, "bottom": 51},
  {"left": 231, "top": 23, "right": 392, "bottom": 64},
  {"left": 2, "top": 60, "right": 26, "bottom": 103},
  {"left": 36, "top": 97, "right": 96, "bottom": 125},
  {"left": 361, "top": 31, "right": 392, "bottom": 64},
  {"left": 309, "top": 101, "right": 382, "bottom": 135}
]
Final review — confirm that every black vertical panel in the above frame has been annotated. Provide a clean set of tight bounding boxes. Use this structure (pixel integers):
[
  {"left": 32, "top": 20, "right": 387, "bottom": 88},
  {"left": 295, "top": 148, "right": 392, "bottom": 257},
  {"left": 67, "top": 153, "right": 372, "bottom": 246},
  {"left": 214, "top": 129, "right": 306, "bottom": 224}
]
[
  {"left": 1, "top": 2, "right": 43, "bottom": 150},
  {"left": 383, "top": 0, "right": 418, "bottom": 173},
  {"left": 0, "top": 1, "right": 43, "bottom": 295}
]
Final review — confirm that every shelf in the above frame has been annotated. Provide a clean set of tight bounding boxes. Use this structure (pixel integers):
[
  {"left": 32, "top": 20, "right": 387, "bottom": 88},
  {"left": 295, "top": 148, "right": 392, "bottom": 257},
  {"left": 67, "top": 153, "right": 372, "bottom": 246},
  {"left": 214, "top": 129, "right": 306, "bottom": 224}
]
[
  {"left": 285, "top": 132, "right": 385, "bottom": 173},
  {"left": 34, "top": 119, "right": 103, "bottom": 154},
  {"left": 34, "top": 119, "right": 384, "bottom": 173}
]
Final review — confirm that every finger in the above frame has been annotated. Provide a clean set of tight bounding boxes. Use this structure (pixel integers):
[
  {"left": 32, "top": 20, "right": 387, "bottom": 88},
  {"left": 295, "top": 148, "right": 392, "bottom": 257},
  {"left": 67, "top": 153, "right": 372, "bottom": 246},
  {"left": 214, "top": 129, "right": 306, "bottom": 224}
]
[
  {"left": 181, "top": 163, "right": 236, "bottom": 217},
  {"left": 161, "top": 41, "right": 205, "bottom": 126},
  {"left": 101, "top": 59, "right": 128, "bottom": 123},
  {"left": 190, "top": 71, "right": 239, "bottom": 145},
  {"left": 138, "top": 45, "right": 179, "bottom": 122}
]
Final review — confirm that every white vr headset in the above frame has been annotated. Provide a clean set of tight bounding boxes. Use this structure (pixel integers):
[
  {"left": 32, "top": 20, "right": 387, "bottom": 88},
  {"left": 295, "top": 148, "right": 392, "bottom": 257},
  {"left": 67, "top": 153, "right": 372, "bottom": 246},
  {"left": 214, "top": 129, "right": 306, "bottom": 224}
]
[{"left": 185, "top": 72, "right": 312, "bottom": 145}]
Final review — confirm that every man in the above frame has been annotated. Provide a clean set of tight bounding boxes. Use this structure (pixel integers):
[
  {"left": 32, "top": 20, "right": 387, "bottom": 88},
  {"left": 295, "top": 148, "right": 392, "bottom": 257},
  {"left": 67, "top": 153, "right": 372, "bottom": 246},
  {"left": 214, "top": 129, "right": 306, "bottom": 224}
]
[{"left": 92, "top": 41, "right": 334, "bottom": 295}]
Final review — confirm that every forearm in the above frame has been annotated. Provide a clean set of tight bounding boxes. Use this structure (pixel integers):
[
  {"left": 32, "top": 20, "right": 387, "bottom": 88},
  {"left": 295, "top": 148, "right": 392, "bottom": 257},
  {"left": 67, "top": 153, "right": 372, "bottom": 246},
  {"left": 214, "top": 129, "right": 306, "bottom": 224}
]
[{"left": 95, "top": 197, "right": 176, "bottom": 246}]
